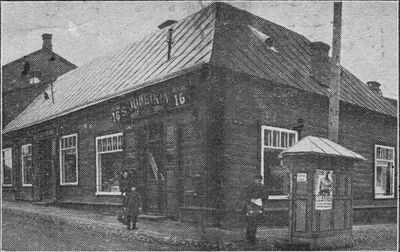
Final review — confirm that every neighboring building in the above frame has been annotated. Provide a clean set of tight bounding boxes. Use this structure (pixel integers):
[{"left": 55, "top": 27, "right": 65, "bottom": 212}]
[
  {"left": 2, "top": 34, "right": 77, "bottom": 128},
  {"left": 2, "top": 3, "right": 397, "bottom": 226}
]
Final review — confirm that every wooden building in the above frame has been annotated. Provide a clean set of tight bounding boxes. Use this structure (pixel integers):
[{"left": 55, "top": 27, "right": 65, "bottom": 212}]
[
  {"left": 2, "top": 34, "right": 77, "bottom": 128},
  {"left": 2, "top": 3, "right": 397, "bottom": 226}
]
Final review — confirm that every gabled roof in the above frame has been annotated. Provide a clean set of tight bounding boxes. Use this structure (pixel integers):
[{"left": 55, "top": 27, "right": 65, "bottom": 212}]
[
  {"left": 3, "top": 2, "right": 396, "bottom": 133},
  {"left": 2, "top": 48, "right": 77, "bottom": 70},
  {"left": 2, "top": 48, "right": 77, "bottom": 93},
  {"left": 280, "top": 136, "right": 366, "bottom": 161}
]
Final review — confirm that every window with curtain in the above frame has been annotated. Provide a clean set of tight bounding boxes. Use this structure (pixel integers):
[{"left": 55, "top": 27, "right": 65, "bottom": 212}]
[
  {"left": 374, "top": 145, "right": 395, "bottom": 198},
  {"left": 60, "top": 134, "right": 78, "bottom": 185},
  {"left": 21, "top": 144, "right": 32, "bottom": 186}
]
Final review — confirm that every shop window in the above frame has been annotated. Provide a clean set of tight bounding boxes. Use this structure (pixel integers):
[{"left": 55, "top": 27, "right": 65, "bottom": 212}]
[
  {"left": 21, "top": 144, "right": 32, "bottom": 186},
  {"left": 60, "top": 134, "right": 78, "bottom": 185},
  {"left": 2, "top": 148, "right": 12, "bottom": 186},
  {"left": 374, "top": 145, "right": 395, "bottom": 198},
  {"left": 96, "top": 133, "right": 123, "bottom": 195},
  {"left": 261, "top": 126, "right": 297, "bottom": 199}
]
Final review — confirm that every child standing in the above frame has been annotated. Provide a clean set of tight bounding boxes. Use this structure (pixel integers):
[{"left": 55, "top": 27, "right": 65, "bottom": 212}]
[{"left": 126, "top": 186, "right": 141, "bottom": 230}]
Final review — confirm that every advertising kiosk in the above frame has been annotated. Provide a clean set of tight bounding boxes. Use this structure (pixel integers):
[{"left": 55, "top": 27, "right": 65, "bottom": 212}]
[{"left": 280, "top": 136, "right": 365, "bottom": 249}]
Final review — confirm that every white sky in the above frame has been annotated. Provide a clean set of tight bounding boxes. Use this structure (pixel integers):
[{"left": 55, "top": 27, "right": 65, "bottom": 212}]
[{"left": 1, "top": 1, "right": 398, "bottom": 99}]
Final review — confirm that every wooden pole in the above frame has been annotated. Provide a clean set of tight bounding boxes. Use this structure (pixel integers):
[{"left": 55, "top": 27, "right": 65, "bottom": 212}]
[{"left": 328, "top": 2, "right": 342, "bottom": 143}]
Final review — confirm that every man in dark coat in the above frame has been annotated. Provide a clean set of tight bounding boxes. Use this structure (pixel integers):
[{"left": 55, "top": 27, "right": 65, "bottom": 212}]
[
  {"left": 244, "top": 174, "right": 268, "bottom": 245},
  {"left": 125, "top": 186, "right": 142, "bottom": 230},
  {"left": 119, "top": 170, "right": 133, "bottom": 207}
]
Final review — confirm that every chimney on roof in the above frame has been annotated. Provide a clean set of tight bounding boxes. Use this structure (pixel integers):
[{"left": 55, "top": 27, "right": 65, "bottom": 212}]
[
  {"left": 310, "top": 41, "right": 331, "bottom": 87},
  {"left": 367, "top": 81, "right": 383, "bottom": 96},
  {"left": 158, "top": 20, "right": 177, "bottom": 29},
  {"left": 42, "top": 33, "right": 52, "bottom": 51}
]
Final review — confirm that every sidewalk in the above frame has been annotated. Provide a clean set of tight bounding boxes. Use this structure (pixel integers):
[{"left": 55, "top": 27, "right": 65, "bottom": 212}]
[
  {"left": 2, "top": 201, "right": 397, "bottom": 251},
  {"left": 2, "top": 201, "right": 286, "bottom": 250}
]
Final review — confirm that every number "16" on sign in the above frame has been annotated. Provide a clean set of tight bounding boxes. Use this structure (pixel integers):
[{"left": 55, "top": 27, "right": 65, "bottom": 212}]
[{"left": 174, "top": 92, "right": 185, "bottom": 106}]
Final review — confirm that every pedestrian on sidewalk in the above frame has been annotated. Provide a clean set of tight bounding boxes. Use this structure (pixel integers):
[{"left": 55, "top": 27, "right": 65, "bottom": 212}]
[
  {"left": 243, "top": 174, "right": 268, "bottom": 245},
  {"left": 119, "top": 170, "right": 133, "bottom": 207},
  {"left": 126, "top": 186, "right": 142, "bottom": 230}
]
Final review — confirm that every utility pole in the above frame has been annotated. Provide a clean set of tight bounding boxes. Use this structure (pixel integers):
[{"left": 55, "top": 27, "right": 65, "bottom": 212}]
[{"left": 328, "top": 2, "right": 342, "bottom": 143}]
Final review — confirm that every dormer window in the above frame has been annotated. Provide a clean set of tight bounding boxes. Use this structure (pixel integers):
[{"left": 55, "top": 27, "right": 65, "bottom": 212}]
[
  {"left": 29, "top": 71, "right": 41, "bottom": 84},
  {"left": 248, "top": 25, "right": 278, "bottom": 52}
]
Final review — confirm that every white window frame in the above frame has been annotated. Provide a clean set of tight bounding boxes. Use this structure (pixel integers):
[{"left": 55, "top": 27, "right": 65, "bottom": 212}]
[
  {"left": 261, "top": 125, "right": 298, "bottom": 200},
  {"left": 2, "top": 148, "right": 13, "bottom": 187},
  {"left": 95, "top": 132, "right": 123, "bottom": 196},
  {"left": 374, "top": 144, "right": 395, "bottom": 199},
  {"left": 21, "top": 144, "right": 33, "bottom": 187},
  {"left": 59, "top": 134, "right": 79, "bottom": 186}
]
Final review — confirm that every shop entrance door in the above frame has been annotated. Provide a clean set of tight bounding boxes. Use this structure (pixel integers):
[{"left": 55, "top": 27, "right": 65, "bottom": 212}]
[
  {"left": 38, "top": 139, "right": 54, "bottom": 201},
  {"left": 137, "top": 123, "right": 166, "bottom": 215}
]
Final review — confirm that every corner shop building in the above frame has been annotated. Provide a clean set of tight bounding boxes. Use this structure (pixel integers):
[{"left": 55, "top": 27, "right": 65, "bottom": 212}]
[{"left": 2, "top": 3, "right": 397, "bottom": 225}]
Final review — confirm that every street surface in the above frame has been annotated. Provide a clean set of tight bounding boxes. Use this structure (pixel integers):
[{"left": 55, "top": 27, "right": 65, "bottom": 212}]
[
  {"left": 1, "top": 212, "right": 193, "bottom": 251},
  {"left": 1, "top": 211, "right": 397, "bottom": 251}
]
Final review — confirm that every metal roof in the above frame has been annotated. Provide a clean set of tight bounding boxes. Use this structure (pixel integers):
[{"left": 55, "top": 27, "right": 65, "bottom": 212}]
[
  {"left": 3, "top": 4, "right": 216, "bottom": 133},
  {"left": 280, "top": 136, "right": 366, "bottom": 160},
  {"left": 210, "top": 3, "right": 396, "bottom": 117},
  {"left": 3, "top": 2, "right": 396, "bottom": 134}
]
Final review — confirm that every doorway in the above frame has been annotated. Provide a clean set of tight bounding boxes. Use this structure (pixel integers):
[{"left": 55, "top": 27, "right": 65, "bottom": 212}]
[
  {"left": 137, "top": 123, "right": 166, "bottom": 215},
  {"left": 38, "top": 138, "right": 54, "bottom": 201}
]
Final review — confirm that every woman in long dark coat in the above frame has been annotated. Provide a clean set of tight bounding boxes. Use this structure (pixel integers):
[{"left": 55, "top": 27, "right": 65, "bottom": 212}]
[{"left": 125, "top": 186, "right": 141, "bottom": 230}]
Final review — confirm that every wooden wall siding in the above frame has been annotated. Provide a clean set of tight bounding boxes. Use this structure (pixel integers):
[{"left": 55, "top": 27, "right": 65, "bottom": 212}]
[
  {"left": 221, "top": 70, "right": 397, "bottom": 213},
  {"left": 339, "top": 103, "right": 397, "bottom": 205},
  {"left": 13, "top": 70, "right": 212, "bottom": 209}
]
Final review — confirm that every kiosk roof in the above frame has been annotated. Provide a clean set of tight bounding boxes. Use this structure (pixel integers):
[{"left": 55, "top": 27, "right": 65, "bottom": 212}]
[{"left": 280, "top": 136, "right": 366, "bottom": 161}]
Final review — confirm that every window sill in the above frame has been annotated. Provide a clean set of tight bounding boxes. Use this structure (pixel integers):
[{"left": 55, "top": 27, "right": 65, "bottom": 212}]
[
  {"left": 374, "top": 195, "right": 395, "bottom": 199},
  {"left": 60, "top": 183, "right": 78, "bottom": 186},
  {"left": 95, "top": 192, "right": 121, "bottom": 196},
  {"left": 22, "top": 184, "right": 33, "bottom": 187},
  {"left": 268, "top": 195, "right": 289, "bottom": 200}
]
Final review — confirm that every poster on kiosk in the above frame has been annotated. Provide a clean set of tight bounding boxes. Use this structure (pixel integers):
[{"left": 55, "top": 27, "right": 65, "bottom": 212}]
[{"left": 315, "top": 170, "right": 333, "bottom": 210}]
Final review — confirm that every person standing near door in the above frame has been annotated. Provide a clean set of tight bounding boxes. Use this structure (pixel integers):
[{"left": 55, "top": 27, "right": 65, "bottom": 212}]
[
  {"left": 119, "top": 170, "right": 133, "bottom": 207},
  {"left": 126, "top": 186, "right": 142, "bottom": 230},
  {"left": 243, "top": 174, "right": 268, "bottom": 245}
]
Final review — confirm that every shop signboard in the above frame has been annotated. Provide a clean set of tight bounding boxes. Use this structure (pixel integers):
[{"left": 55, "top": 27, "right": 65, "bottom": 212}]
[
  {"left": 111, "top": 84, "right": 190, "bottom": 123},
  {"left": 315, "top": 169, "right": 333, "bottom": 210}
]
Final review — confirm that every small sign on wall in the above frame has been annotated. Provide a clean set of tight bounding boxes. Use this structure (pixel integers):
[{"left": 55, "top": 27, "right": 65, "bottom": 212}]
[
  {"left": 297, "top": 173, "right": 307, "bottom": 182},
  {"left": 315, "top": 169, "right": 333, "bottom": 210},
  {"left": 111, "top": 84, "right": 190, "bottom": 123}
]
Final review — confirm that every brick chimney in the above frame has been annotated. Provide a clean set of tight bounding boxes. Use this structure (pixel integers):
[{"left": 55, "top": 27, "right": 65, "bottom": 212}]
[
  {"left": 310, "top": 41, "right": 331, "bottom": 87},
  {"left": 42, "top": 33, "right": 52, "bottom": 51},
  {"left": 367, "top": 81, "right": 383, "bottom": 96}
]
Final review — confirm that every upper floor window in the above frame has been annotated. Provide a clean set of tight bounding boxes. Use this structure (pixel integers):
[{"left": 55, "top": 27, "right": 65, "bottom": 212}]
[
  {"left": 29, "top": 71, "right": 41, "bottom": 84},
  {"left": 2, "top": 148, "right": 13, "bottom": 186},
  {"left": 96, "top": 133, "right": 123, "bottom": 195},
  {"left": 60, "top": 134, "right": 78, "bottom": 185},
  {"left": 374, "top": 145, "right": 395, "bottom": 199},
  {"left": 261, "top": 126, "right": 298, "bottom": 199},
  {"left": 21, "top": 144, "right": 33, "bottom": 186}
]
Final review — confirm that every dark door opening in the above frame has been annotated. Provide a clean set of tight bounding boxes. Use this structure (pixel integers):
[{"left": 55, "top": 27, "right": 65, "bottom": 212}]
[
  {"left": 137, "top": 123, "right": 166, "bottom": 215},
  {"left": 38, "top": 139, "right": 54, "bottom": 201}
]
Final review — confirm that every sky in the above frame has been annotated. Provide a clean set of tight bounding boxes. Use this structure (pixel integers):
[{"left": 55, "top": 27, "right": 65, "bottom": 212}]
[{"left": 1, "top": 1, "right": 398, "bottom": 99}]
